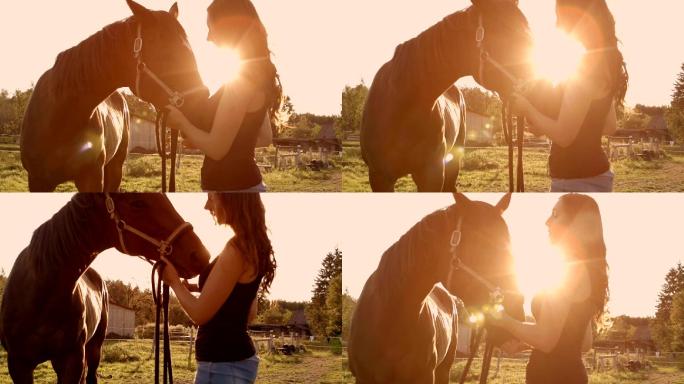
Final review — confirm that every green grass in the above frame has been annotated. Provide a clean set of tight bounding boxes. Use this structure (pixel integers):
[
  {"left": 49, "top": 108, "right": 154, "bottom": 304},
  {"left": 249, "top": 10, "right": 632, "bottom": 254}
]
[
  {"left": 341, "top": 146, "right": 684, "bottom": 192},
  {"left": 0, "top": 340, "right": 345, "bottom": 384},
  {"left": 338, "top": 356, "right": 684, "bottom": 384},
  {"left": 0, "top": 151, "right": 341, "bottom": 192}
]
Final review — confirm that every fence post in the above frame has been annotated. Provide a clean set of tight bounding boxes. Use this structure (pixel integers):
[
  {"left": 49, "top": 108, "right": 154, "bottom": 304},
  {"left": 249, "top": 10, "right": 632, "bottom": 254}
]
[
  {"left": 275, "top": 146, "right": 280, "bottom": 169},
  {"left": 188, "top": 326, "right": 195, "bottom": 369}
]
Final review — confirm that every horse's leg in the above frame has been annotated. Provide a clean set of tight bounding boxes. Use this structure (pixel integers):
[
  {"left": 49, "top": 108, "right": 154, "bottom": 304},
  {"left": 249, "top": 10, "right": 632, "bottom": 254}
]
[
  {"left": 74, "top": 154, "right": 105, "bottom": 192},
  {"left": 27, "top": 173, "right": 58, "bottom": 192},
  {"left": 7, "top": 355, "right": 36, "bottom": 384},
  {"left": 103, "top": 131, "right": 129, "bottom": 192},
  {"left": 442, "top": 157, "right": 461, "bottom": 193},
  {"left": 85, "top": 322, "right": 107, "bottom": 384},
  {"left": 369, "top": 167, "right": 397, "bottom": 192},
  {"left": 434, "top": 330, "right": 458, "bottom": 384},
  {"left": 412, "top": 156, "right": 445, "bottom": 192},
  {"left": 52, "top": 349, "right": 87, "bottom": 384}
]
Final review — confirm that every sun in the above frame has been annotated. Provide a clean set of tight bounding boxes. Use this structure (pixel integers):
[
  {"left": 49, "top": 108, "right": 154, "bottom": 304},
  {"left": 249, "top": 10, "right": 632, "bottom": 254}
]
[
  {"left": 530, "top": 29, "right": 585, "bottom": 85},
  {"left": 195, "top": 44, "right": 243, "bottom": 94},
  {"left": 511, "top": 236, "right": 567, "bottom": 304}
]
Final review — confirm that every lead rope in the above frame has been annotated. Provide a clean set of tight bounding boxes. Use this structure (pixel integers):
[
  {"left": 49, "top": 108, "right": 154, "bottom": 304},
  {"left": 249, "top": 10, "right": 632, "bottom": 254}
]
[
  {"left": 501, "top": 103, "right": 525, "bottom": 193},
  {"left": 155, "top": 111, "right": 179, "bottom": 193},
  {"left": 152, "top": 262, "right": 174, "bottom": 384}
]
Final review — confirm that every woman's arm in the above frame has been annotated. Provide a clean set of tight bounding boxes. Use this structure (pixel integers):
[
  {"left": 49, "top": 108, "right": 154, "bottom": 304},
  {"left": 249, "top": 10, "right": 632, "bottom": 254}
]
[
  {"left": 581, "top": 322, "right": 593, "bottom": 352},
  {"left": 162, "top": 244, "right": 246, "bottom": 326},
  {"left": 602, "top": 101, "right": 617, "bottom": 136},
  {"left": 167, "top": 79, "right": 263, "bottom": 161},
  {"left": 492, "top": 294, "right": 570, "bottom": 354},
  {"left": 516, "top": 77, "right": 595, "bottom": 148},
  {"left": 255, "top": 115, "right": 273, "bottom": 148},
  {"left": 248, "top": 297, "right": 258, "bottom": 324}
]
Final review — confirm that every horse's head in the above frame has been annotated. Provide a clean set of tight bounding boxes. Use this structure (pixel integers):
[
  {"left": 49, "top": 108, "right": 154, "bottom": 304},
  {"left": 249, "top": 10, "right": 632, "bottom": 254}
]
[
  {"left": 444, "top": 193, "right": 525, "bottom": 346},
  {"left": 102, "top": 193, "right": 210, "bottom": 279},
  {"left": 467, "top": 0, "right": 534, "bottom": 98},
  {"left": 125, "top": 0, "right": 209, "bottom": 111}
]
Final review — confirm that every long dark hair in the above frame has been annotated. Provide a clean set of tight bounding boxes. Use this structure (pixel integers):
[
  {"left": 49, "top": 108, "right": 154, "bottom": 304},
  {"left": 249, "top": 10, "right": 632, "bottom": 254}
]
[
  {"left": 212, "top": 193, "right": 276, "bottom": 294},
  {"left": 556, "top": 0, "right": 628, "bottom": 107},
  {"left": 207, "top": 0, "right": 283, "bottom": 130},
  {"left": 558, "top": 194, "right": 609, "bottom": 326}
]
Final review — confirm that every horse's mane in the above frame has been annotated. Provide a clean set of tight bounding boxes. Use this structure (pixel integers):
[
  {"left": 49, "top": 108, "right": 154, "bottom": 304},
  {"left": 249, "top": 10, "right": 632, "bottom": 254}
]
[
  {"left": 28, "top": 194, "right": 102, "bottom": 275},
  {"left": 373, "top": 205, "right": 459, "bottom": 304},
  {"left": 49, "top": 19, "right": 133, "bottom": 96},
  {"left": 387, "top": 11, "right": 469, "bottom": 94}
]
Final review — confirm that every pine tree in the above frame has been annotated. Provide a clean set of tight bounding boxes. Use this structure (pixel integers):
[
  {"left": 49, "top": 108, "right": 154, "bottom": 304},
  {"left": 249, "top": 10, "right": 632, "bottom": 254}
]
[
  {"left": 306, "top": 248, "right": 343, "bottom": 337},
  {"left": 672, "top": 63, "right": 684, "bottom": 112},
  {"left": 652, "top": 263, "right": 684, "bottom": 350}
]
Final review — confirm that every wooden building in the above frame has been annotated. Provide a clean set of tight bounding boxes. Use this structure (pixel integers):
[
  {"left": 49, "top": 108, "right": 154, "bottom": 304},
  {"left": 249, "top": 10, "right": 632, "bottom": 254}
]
[{"left": 106, "top": 302, "right": 136, "bottom": 338}]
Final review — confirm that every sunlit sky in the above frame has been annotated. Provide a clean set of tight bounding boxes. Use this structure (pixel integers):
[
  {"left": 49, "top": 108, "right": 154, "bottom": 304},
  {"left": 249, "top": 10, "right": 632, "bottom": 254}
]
[
  {"left": 0, "top": 1, "right": 681, "bottom": 115},
  {"left": 0, "top": 194, "right": 345, "bottom": 302},
  {"left": 340, "top": 193, "right": 684, "bottom": 318}
]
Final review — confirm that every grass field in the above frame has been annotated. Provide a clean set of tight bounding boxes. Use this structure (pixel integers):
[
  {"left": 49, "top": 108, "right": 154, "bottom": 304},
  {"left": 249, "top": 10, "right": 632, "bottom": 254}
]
[
  {"left": 341, "top": 145, "right": 684, "bottom": 192},
  {"left": 0, "top": 340, "right": 345, "bottom": 383},
  {"left": 339, "top": 356, "right": 684, "bottom": 384},
  {"left": 0, "top": 149, "right": 341, "bottom": 192}
]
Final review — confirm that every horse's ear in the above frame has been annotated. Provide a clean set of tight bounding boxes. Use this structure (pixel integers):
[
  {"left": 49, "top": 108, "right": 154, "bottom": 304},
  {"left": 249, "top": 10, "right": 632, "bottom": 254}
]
[
  {"left": 495, "top": 193, "right": 512, "bottom": 214},
  {"left": 169, "top": 2, "right": 179, "bottom": 19},
  {"left": 453, "top": 192, "right": 471, "bottom": 206},
  {"left": 126, "top": 0, "right": 150, "bottom": 18}
]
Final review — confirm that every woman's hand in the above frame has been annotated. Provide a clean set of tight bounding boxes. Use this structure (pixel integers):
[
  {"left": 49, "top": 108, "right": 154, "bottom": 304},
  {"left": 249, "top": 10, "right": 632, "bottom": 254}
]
[
  {"left": 160, "top": 256, "right": 181, "bottom": 288},
  {"left": 165, "top": 106, "right": 191, "bottom": 133},
  {"left": 510, "top": 92, "right": 531, "bottom": 116},
  {"left": 183, "top": 279, "right": 200, "bottom": 292}
]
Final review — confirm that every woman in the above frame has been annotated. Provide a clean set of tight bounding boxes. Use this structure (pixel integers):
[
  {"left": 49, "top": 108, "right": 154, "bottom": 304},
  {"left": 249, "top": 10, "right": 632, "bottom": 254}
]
[
  {"left": 513, "top": 0, "right": 628, "bottom": 192},
  {"left": 167, "top": 0, "right": 282, "bottom": 192},
  {"left": 490, "top": 194, "right": 609, "bottom": 384},
  {"left": 161, "top": 193, "right": 277, "bottom": 384}
]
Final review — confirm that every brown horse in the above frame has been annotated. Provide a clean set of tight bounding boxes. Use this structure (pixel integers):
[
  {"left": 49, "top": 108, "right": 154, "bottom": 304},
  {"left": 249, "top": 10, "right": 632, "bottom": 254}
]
[
  {"left": 361, "top": 0, "right": 533, "bottom": 192},
  {"left": 348, "top": 193, "right": 524, "bottom": 383},
  {"left": 20, "top": 0, "right": 209, "bottom": 192},
  {"left": 0, "top": 194, "right": 211, "bottom": 384}
]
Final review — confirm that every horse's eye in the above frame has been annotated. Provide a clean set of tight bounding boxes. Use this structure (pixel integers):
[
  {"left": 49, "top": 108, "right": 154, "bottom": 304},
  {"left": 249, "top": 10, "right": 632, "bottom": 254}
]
[{"left": 131, "top": 200, "right": 147, "bottom": 209}]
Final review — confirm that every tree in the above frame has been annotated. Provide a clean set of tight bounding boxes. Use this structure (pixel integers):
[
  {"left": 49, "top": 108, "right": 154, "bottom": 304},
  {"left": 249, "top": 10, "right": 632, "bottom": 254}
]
[
  {"left": 325, "top": 273, "right": 342, "bottom": 337},
  {"left": 258, "top": 301, "right": 293, "bottom": 325},
  {"left": 339, "top": 82, "right": 368, "bottom": 134},
  {"left": 672, "top": 63, "right": 684, "bottom": 112},
  {"left": 670, "top": 291, "right": 684, "bottom": 351},
  {"left": 341, "top": 291, "right": 357, "bottom": 342},
  {"left": 305, "top": 248, "right": 343, "bottom": 337},
  {"left": 668, "top": 64, "right": 684, "bottom": 143},
  {"left": 652, "top": 263, "right": 684, "bottom": 351}
]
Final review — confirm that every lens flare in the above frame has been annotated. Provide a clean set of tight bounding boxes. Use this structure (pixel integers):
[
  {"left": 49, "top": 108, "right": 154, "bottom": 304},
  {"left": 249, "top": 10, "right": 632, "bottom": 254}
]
[
  {"left": 530, "top": 30, "right": 585, "bottom": 85},
  {"left": 196, "top": 46, "right": 243, "bottom": 93}
]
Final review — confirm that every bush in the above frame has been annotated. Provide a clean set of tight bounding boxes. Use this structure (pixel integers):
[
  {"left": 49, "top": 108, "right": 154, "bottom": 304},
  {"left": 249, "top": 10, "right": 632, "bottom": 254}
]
[{"left": 102, "top": 344, "right": 141, "bottom": 363}]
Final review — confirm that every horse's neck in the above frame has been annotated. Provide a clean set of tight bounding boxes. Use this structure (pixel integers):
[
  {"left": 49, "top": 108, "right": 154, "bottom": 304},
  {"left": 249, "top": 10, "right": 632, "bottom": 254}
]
[
  {"left": 50, "top": 20, "right": 134, "bottom": 112},
  {"left": 391, "top": 11, "right": 474, "bottom": 103},
  {"left": 29, "top": 197, "right": 113, "bottom": 284},
  {"left": 373, "top": 209, "right": 454, "bottom": 312}
]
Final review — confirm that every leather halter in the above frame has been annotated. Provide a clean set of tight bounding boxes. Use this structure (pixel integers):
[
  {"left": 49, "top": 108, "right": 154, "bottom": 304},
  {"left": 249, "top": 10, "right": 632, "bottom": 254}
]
[
  {"left": 105, "top": 193, "right": 192, "bottom": 258},
  {"left": 132, "top": 23, "right": 206, "bottom": 108}
]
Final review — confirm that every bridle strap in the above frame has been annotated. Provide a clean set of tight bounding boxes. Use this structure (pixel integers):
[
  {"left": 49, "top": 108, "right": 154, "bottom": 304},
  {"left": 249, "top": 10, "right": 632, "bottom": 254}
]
[
  {"left": 474, "top": 12, "right": 525, "bottom": 193},
  {"left": 133, "top": 23, "right": 207, "bottom": 109},
  {"left": 105, "top": 193, "right": 192, "bottom": 257}
]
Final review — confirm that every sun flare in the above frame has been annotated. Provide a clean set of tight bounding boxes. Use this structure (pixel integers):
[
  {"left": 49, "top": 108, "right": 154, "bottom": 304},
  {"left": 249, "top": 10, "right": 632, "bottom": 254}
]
[
  {"left": 195, "top": 45, "right": 243, "bottom": 94},
  {"left": 512, "top": 239, "right": 567, "bottom": 304},
  {"left": 531, "top": 29, "right": 585, "bottom": 85}
]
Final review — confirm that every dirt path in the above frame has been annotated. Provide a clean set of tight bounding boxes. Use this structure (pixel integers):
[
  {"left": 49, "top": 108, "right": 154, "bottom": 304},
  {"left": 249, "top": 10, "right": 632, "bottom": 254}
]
[{"left": 256, "top": 353, "right": 344, "bottom": 384}]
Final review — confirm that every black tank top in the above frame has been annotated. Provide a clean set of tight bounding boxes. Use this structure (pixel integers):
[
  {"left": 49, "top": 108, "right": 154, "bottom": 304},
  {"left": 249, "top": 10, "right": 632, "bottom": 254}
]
[
  {"left": 195, "top": 258, "right": 262, "bottom": 362},
  {"left": 526, "top": 293, "right": 593, "bottom": 384},
  {"left": 193, "top": 86, "right": 266, "bottom": 191},
  {"left": 548, "top": 89, "right": 612, "bottom": 179}
]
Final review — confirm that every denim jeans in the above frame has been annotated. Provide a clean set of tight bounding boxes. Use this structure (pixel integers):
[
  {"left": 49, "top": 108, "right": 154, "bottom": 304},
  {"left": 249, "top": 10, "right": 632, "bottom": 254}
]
[
  {"left": 550, "top": 170, "right": 614, "bottom": 192},
  {"left": 194, "top": 356, "right": 259, "bottom": 384}
]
